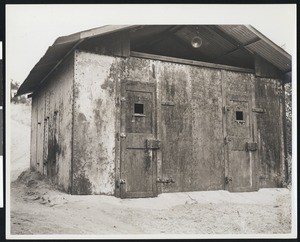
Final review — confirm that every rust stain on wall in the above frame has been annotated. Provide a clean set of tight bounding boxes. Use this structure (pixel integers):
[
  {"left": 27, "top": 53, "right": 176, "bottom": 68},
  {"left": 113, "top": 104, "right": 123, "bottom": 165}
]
[
  {"left": 101, "top": 78, "right": 115, "bottom": 95},
  {"left": 126, "top": 58, "right": 154, "bottom": 82},
  {"left": 31, "top": 55, "right": 74, "bottom": 193},
  {"left": 73, "top": 50, "right": 118, "bottom": 195},
  {"left": 73, "top": 172, "right": 93, "bottom": 195}
]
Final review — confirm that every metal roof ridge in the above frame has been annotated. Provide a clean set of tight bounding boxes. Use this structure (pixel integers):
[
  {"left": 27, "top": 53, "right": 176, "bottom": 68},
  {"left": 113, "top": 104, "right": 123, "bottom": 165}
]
[{"left": 54, "top": 25, "right": 135, "bottom": 46}]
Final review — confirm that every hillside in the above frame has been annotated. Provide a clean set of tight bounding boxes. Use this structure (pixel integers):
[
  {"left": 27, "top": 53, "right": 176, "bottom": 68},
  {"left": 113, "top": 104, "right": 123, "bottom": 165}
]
[{"left": 10, "top": 103, "right": 31, "bottom": 181}]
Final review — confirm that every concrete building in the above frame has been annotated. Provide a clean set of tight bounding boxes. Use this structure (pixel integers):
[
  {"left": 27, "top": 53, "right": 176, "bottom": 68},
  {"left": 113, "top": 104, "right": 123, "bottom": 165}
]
[{"left": 17, "top": 25, "right": 291, "bottom": 198}]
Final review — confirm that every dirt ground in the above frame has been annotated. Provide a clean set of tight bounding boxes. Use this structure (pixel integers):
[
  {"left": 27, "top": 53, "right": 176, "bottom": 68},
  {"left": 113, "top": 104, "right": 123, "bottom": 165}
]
[
  {"left": 10, "top": 170, "right": 292, "bottom": 235},
  {"left": 9, "top": 103, "right": 293, "bottom": 237}
]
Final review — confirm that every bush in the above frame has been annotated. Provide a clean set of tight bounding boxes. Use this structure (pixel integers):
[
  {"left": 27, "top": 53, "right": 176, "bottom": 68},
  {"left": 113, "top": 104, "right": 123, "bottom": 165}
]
[{"left": 284, "top": 82, "right": 292, "bottom": 187}]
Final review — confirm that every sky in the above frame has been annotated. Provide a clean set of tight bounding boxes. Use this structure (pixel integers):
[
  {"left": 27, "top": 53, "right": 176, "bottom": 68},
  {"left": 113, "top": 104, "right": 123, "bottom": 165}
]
[{"left": 6, "top": 4, "right": 296, "bottom": 85}]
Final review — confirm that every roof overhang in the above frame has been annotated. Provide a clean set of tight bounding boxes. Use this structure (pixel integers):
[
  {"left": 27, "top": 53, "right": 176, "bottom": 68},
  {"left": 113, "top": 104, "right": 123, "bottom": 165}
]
[
  {"left": 17, "top": 25, "right": 292, "bottom": 96},
  {"left": 17, "top": 25, "right": 135, "bottom": 96}
]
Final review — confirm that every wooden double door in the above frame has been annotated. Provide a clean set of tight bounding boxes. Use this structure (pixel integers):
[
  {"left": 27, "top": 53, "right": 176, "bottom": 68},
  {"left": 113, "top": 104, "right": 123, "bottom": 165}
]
[
  {"left": 120, "top": 81, "right": 158, "bottom": 198},
  {"left": 119, "top": 75, "right": 258, "bottom": 197}
]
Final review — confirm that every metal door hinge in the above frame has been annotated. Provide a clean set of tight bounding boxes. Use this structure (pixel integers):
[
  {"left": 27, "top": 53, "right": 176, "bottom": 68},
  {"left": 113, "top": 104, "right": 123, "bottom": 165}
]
[
  {"left": 161, "top": 101, "right": 175, "bottom": 106},
  {"left": 119, "top": 179, "right": 126, "bottom": 184},
  {"left": 225, "top": 176, "right": 232, "bottom": 184},
  {"left": 252, "top": 107, "right": 266, "bottom": 113},
  {"left": 120, "top": 97, "right": 126, "bottom": 102},
  {"left": 115, "top": 97, "right": 120, "bottom": 105},
  {"left": 224, "top": 136, "right": 232, "bottom": 144},
  {"left": 120, "top": 133, "right": 126, "bottom": 138},
  {"left": 156, "top": 177, "right": 175, "bottom": 184},
  {"left": 246, "top": 142, "right": 258, "bottom": 151},
  {"left": 146, "top": 139, "right": 160, "bottom": 149}
]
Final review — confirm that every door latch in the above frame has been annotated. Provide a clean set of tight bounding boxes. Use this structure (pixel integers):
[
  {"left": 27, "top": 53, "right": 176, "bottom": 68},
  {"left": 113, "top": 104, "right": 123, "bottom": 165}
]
[
  {"left": 146, "top": 139, "right": 160, "bottom": 149},
  {"left": 252, "top": 107, "right": 266, "bottom": 113},
  {"left": 225, "top": 176, "right": 232, "bottom": 184},
  {"left": 223, "top": 106, "right": 231, "bottom": 113},
  {"left": 246, "top": 142, "right": 258, "bottom": 151}
]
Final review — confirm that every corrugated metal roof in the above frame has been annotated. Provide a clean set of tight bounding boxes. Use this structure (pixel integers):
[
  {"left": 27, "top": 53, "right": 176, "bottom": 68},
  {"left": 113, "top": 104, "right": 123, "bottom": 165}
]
[
  {"left": 218, "top": 25, "right": 291, "bottom": 72},
  {"left": 17, "top": 40, "right": 81, "bottom": 95},
  {"left": 18, "top": 24, "right": 292, "bottom": 96},
  {"left": 216, "top": 48, "right": 254, "bottom": 69},
  {"left": 218, "top": 25, "right": 258, "bottom": 44},
  {"left": 246, "top": 40, "right": 291, "bottom": 71}
]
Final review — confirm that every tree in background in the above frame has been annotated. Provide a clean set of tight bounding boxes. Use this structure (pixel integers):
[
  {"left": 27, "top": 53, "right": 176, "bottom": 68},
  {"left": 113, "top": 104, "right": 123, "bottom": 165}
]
[
  {"left": 11, "top": 79, "right": 29, "bottom": 104},
  {"left": 284, "top": 82, "right": 292, "bottom": 186}
]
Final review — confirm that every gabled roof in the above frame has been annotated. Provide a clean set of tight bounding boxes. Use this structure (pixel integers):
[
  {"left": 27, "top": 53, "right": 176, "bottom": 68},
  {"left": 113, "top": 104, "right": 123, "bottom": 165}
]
[{"left": 18, "top": 25, "right": 291, "bottom": 96}]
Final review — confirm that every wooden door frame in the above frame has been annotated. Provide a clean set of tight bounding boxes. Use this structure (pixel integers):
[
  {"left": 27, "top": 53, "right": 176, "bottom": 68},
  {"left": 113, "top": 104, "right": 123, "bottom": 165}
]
[{"left": 119, "top": 80, "right": 158, "bottom": 198}]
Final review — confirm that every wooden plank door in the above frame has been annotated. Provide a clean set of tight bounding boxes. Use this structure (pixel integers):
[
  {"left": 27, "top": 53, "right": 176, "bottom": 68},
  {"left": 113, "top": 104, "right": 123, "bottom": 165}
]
[
  {"left": 224, "top": 96, "right": 257, "bottom": 192},
  {"left": 120, "top": 81, "right": 158, "bottom": 198},
  {"left": 223, "top": 72, "right": 258, "bottom": 192}
]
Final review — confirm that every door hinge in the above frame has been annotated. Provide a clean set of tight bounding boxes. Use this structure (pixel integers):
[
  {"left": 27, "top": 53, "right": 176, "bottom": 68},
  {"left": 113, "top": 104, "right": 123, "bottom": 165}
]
[
  {"left": 161, "top": 101, "right": 175, "bottom": 106},
  {"left": 252, "top": 107, "right": 266, "bottom": 113},
  {"left": 119, "top": 179, "right": 126, "bottom": 184},
  {"left": 115, "top": 97, "right": 120, "bottom": 106},
  {"left": 225, "top": 176, "right": 232, "bottom": 184},
  {"left": 146, "top": 139, "right": 160, "bottom": 149},
  {"left": 156, "top": 177, "right": 175, "bottom": 184},
  {"left": 120, "top": 132, "right": 126, "bottom": 138},
  {"left": 246, "top": 142, "right": 258, "bottom": 151},
  {"left": 224, "top": 136, "right": 232, "bottom": 144},
  {"left": 120, "top": 97, "right": 126, "bottom": 102}
]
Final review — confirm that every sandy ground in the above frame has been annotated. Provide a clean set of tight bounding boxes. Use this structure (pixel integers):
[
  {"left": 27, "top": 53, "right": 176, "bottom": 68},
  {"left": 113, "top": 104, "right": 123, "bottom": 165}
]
[
  {"left": 10, "top": 103, "right": 31, "bottom": 181},
  {"left": 9, "top": 103, "right": 292, "bottom": 236}
]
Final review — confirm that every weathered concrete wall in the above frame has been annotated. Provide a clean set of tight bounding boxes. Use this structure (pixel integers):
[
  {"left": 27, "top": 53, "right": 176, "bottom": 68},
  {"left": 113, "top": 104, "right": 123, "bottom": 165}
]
[
  {"left": 31, "top": 56, "right": 74, "bottom": 192},
  {"left": 255, "top": 77, "right": 285, "bottom": 187},
  {"left": 73, "top": 50, "right": 120, "bottom": 195}
]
